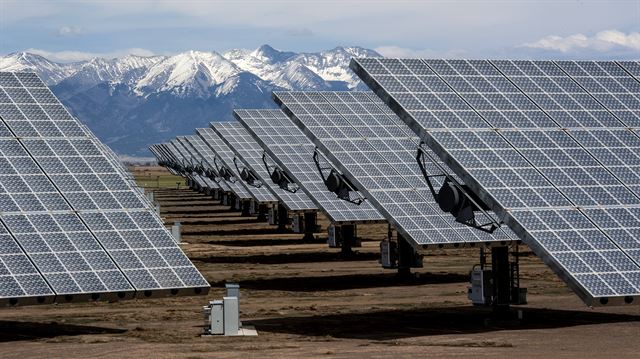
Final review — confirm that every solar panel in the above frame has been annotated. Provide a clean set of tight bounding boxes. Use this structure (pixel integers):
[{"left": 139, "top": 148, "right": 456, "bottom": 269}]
[
  {"left": 197, "top": 127, "right": 279, "bottom": 204},
  {"left": 166, "top": 140, "right": 209, "bottom": 190},
  {"left": 178, "top": 136, "right": 232, "bottom": 192},
  {"left": 180, "top": 135, "right": 233, "bottom": 194},
  {"left": 234, "top": 109, "right": 386, "bottom": 223},
  {"left": 154, "top": 143, "right": 181, "bottom": 176},
  {"left": 0, "top": 72, "right": 209, "bottom": 305},
  {"left": 211, "top": 122, "right": 317, "bottom": 212},
  {"left": 173, "top": 137, "right": 222, "bottom": 191},
  {"left": 187, "top": 129, "right": 253, "bottom": 200},
  {"left": 351, "top": 58, "right": 640, "bottom": 305},
  {"left": 149, "top": 145, "right": 166, "bottom": 168},
  {"left": 274, "top": 91, "right": 515, "bottom": 248}
]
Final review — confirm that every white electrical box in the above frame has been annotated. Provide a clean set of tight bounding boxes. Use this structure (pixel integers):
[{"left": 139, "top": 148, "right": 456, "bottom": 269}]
[
  {"left": 226, "top": 283, "right": 240, "bottom": 314},
  {"left": 210, "top": 300, "right": 224, "bottom": 334},
  {"left": 268, "top": 207, "right": 277, "bottom": 225},
  {"left": 380, "top": 240, "right": 397, "bottom": 268},
  {"left": 292, "top": 215, "right": 302, "bottom": 233},
  {"left": 327, "top": 224, "right": 338, "bottom": 248},
  {"left": 223, "top": 296, "right": 239, "bottom": 336},
  {"left": 202, "top": 300, "right": 224, "bottom": 335},
  {"left": 468, "top": 267, "right": 492, "bottom": 305},
  {"left": 171, "top": 222, "right": 181, "bottom": 243}
]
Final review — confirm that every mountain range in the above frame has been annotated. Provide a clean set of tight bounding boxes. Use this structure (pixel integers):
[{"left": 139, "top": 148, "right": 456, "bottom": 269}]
[{"left": 0, "top": 45, "right": 381, "bottom": 156}]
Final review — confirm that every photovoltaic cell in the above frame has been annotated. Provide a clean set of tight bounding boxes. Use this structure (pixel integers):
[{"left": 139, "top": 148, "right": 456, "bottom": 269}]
[
  {"left": 234, "top": 109, "right": 386, "bottom": 223},
  {"left": 352, "top": 58, "right": 640, "bottom": 305}
]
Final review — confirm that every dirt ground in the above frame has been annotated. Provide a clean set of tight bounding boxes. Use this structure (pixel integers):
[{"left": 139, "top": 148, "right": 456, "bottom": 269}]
[{"left": 1, "top": 166, "right": 639, "bottom": 358}]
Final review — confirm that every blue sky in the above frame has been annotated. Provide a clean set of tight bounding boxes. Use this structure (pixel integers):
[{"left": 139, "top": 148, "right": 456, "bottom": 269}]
[{"left": 1, "top": 0, "right": 639, "bottom": 61}]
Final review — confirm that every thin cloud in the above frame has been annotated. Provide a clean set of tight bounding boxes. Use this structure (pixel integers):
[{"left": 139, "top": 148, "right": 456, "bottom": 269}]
[
  {"left": 24, "top": 48, "right": 157, "bottom": 62},
  {"left": 374, "top": 46, "right": 468, "bottom": 59},
  {"left": 285, "top": 28, "right": 314, "bottom": 38},
  {"left": 522, "top": 29, "right": 640, "bottom": 53},
  {"left": 56, "top": 26, "right": 84, "bottom": 37}
]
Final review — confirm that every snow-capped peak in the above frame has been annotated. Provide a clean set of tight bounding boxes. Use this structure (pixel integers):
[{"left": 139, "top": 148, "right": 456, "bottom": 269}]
[
  {"left": 0, "top": 44, "right": 383, "bottom": 156},
  {"left": 250, "top": 44, "right": 297, "bottom": 64},
  {"left": 0, "top": 44, "right": 382, "bottom": 95},
  {"left": 0, "top": 52, "right": 77, "bottom": 84},
  {"left": 135, "top": 50, "right": 242, "bottom": 97}
]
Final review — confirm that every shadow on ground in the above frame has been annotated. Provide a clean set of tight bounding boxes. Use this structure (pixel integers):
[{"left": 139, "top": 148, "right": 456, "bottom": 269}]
[
  {"left": 193, "top": 250, "right": 379, "bottom": 264},
  {"left": 211, "top": 271, "right": 467, "bottom": 291},
  {"left": 0, "top": 320, "right": 126, "bottom": 342},
  {"left": 249, "top": 306, "right": 640, "bottom": 340}
]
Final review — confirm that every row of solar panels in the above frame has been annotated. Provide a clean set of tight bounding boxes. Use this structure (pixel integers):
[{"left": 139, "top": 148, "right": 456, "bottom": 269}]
[
  {"left": 153, "top": 59, "right": 640, "bottom": 307},
  {"left": 0, "top": 72, "right": 210, "bottom": 306}
]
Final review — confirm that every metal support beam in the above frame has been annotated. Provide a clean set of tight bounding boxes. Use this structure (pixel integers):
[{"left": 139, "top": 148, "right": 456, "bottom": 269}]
[
  {"left": 397, "top": 234, "right": 413, "bottom": 277},
  {"left": 340, "top": 224, "right": 356, "bottom": 257},
  {"left": 491, "top": 246, "right": 511, "bottom": 312},
  {"left": 302, "top": 212, "right": 317, "bottom": 241},
  {"left": 256, "top": 204, "right": 268, "bottom": 221},
  {"left": 241, "top": 200, "right": 251, "bottom": 217},
  {"left": 277, "top": 203, "right": 288, "bottom": 232}
]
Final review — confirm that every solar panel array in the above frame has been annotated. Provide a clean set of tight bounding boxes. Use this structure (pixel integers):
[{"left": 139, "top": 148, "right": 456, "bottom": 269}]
[
  {"left": 351, "top": 58, "right": 640, "bottom": 305},
  {"left": 197, "top": 127, "right": 278, "bottom": 204},
  {"left": 187, "top": 129, "right": 253, "bottom": 201},
  {"left": 274, "top": 91, "right": 515, "bottom": 247},
  {"left": 168, "top": 140, "right": 208, "bottom": 189},
  {"left": 212, "top": 122, "right": 317, "bottom": 212},
  {"left": 154, "top": 143, "right": 180, "bottom": 176},
  {"left": 234, "top": 109, "right": 386, "bottom": 223},
  {"left": 174, "top": 137, "right": 221, "bottom": 191},
  {"left": 180, "top": 135, "right": 233, "bottom": 194},
  {"left": 0, "top": 72, "right": 209, "bottom": 305}
]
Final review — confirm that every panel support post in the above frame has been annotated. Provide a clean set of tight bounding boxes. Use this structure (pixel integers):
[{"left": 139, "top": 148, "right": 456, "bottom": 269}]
[
  {"left": 241, "top": 200, "right": 251, "bottom": 217},
  {"left": 302, "top": 212, "right": 317, "bottom": 241},
  {"left": 397, "top": 233, "right": 413, "bottom": 277},
  {"left": 277, "top": 203, "right": 288, "bottom": 232},
  {"left": 491, "top": 246, "right": 511, "bottom": 313},
  {"left": 340, "top": 224, "right": 355, "bottom": 257},
  {"left": 256, "top": 204, "right": 268, "bottom": 221}
]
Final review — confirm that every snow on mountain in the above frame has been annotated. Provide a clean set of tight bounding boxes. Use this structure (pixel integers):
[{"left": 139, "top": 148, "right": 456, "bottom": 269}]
[
  {"left": 271, "top": 62, "right": 329, "bottom": 90},
  {"left": 293, "top": 46, "right": 382, "bottom": 89},
  {"left": 135, "top": 51, "right": 241, "bottom": 98},
  {"left": 0, "top": 52, "right": 76, "bottom": 84},
  {"left": 0, "top": 44, "right": 382, "bottom": 155},
  {"left": 251, "top": 44, "right": 297, "bottom": 64},
  {"left": 224, "top": 44, "right": 380, "bottom": 90},
  {"left": 78, "top": 55, "right": 164, "bottom": 86}
]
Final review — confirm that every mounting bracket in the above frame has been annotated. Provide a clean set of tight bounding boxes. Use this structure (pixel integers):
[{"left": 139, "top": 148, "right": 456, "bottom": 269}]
[
  {"left": 416, "top": 142, "right": 501, "bottom": 233},
  {"left": 312, "top": 148, "right": 366, "bottom": 205},
  {"left": 213, "top": 157, "right": 236, "bottom": 183},
  {"left": 233, "top": 157, "right": 262, "bottom": 187},
  {"left": 261, "top": 152, "right": 299, "bottom": 193}
]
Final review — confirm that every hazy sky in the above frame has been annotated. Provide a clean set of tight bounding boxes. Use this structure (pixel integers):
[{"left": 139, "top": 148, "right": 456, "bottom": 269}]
[{"left": 1, "top": 0, "right": 639, "bottom": 61}]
